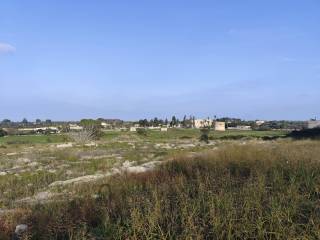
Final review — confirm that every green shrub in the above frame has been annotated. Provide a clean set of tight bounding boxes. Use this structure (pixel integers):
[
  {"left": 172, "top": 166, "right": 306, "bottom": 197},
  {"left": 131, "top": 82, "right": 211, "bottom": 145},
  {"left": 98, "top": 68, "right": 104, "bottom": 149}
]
[
  {"left": 199, "top": 127, "right": 210, "bottom": 143},
  {"left": 288, "top": 128, "right": 320, "bottom": 140},
  {"left": 0, "top": 129, "right": 7, "bottom": 137},
  {"left": 136, "top": 128, "right": 147, "bottom": 136}
]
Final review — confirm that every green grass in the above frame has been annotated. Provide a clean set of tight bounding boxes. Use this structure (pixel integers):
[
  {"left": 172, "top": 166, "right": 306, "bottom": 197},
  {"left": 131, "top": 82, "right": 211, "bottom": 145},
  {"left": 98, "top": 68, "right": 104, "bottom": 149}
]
[
  {"left": 210, "top": 130, "right": 287, "bottom": 140},
  {"left": 0, "top": 129, "right": 287, "bottom": 145},
  {"left": 102, "top": 129, "right": 288, "bottom": 142},
  {"left": 0, "top": 134, "right": 67, "bottom": 145},
  {"left": 2, "top": 140, "right": 319, "bottom": 239}
]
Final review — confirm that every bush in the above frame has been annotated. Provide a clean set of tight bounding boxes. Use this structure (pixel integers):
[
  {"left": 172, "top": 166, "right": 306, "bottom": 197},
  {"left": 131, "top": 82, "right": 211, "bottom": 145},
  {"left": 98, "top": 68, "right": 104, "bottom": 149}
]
[
  {"left": 199, "top": 127, "right": 210, "bottom": 143},
  {"left": 136, "top": 128, "right": 147, "bottom": 136},
  {"left": 67, "top": 120, "right": 103, "bottom": 144},
  {"left": 68, "top": 130, "right": 97, "bottom": 144},
  {"left": 288, "top": 128, "right": 320, "bottom": 140},
  {"left": 0, "top": 128, "right": 7, "bottom": 137}
]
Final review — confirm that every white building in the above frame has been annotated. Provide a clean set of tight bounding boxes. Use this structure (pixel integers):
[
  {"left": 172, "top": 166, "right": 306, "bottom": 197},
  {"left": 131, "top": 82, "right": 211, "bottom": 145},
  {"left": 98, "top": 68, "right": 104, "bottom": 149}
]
[
  {"left": 101, "top": 122, "right": 113, "bottom": 129},
  {"left": 214, "top": 121, "right": 226, "bottom": 131},
  {"left": 228, "top": 125, "right": 252, "bottom": 130},
  {"left": 194, "top": 119, "right": 213, "bottom": 128},
  {"left": 18, "top": 126, "right": 59, "bottom": 134},
  {"left": 129, "top": 127, "right": 137, "bottom": 132},
  {"left": 69, "top": 124, "right": 83, "bottom": 131},
  {"left": 147, "top": 126, "right": 161, "bottom": 130},
  {"left": 255, "top": 120, "right": 265, "bottom": 126},
  {"left": 160, "top": 127, "right": 168, "bottom": 132},
  {"left": 307, "top": 120, "right": 320, "bottom": 129}
]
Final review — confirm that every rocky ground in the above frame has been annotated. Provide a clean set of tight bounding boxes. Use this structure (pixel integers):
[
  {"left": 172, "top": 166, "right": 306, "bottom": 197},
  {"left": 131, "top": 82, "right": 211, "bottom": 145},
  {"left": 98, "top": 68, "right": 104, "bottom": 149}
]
[{"left": 0, "top": 136, "right": 220, "bottom": 214}]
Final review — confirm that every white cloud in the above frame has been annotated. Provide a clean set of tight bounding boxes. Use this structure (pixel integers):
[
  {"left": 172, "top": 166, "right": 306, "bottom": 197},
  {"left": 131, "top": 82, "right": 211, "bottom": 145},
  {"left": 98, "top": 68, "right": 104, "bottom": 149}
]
[{"left": 0, "top": 42, "right": 16, "bottom": 54}]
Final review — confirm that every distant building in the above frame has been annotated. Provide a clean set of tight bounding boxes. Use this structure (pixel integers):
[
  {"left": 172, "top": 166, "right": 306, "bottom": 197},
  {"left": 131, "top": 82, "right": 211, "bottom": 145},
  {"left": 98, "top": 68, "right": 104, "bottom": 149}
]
[
  {"left": 69, "top": 124, "right": 83, "bottom": 131},
  {"left": 307, "top": 120, "right": 320, "bottom": 129},
  {"left": 214, "top": 121, "right": 226, "bottom": 131},
  {"left": 255, "top": 120, "right": 265, "bottom": 126},
  {"left": 18, "top": 126, "right": 59, "bottom": 134},
  {"left": 130, "top": 127, "right": 137, "bottom": 132},
  {"left": 101, "top": 122, "right": 114, "bottom": 129},
  {"left": 147, "top": 126, "right": 161, "bottom": 130},
  {"left": 194, "top": 119, "right": 213, "bottom": 128},
  {"left": 160, "top": 127, "right": 168, "bottom": 132},
  {"left": 228, "top": 126, "right": 252, "bottom": 130}
]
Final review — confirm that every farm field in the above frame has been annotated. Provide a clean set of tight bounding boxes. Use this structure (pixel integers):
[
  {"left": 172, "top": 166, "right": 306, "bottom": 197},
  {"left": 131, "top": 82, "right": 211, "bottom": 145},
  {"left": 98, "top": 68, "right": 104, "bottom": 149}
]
[
  {"left": 0, "top": 129, "right": 318, "bottom": 239},
  {"left": 0, "top": 129, "right": 288, "bottom": 145}
]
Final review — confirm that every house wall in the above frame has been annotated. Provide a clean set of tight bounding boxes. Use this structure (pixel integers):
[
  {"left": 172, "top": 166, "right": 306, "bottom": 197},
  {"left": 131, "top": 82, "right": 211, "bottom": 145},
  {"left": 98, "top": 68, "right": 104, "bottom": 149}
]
[
  {"left": 215, "top": 122, "right": 226, "bottom": 131},
  {"left": 307, "top": 121, "right": 320, "bottom": 129},
  {"left": 194, "top": 119, "right": 213, "bottom": 128}
]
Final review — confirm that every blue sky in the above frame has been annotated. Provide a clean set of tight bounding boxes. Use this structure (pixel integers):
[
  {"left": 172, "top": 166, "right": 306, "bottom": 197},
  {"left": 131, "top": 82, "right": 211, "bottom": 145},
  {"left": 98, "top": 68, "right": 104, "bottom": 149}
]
[{"left": 1, "top": 0, "right": 320, "bottom": 121}]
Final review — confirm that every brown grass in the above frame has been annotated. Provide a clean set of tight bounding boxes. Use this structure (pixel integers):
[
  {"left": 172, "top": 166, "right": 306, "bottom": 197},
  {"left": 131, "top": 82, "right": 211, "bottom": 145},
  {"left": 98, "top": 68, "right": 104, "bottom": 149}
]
[{"left": 1, "top": 140, "right": 320, "bottom": 239}]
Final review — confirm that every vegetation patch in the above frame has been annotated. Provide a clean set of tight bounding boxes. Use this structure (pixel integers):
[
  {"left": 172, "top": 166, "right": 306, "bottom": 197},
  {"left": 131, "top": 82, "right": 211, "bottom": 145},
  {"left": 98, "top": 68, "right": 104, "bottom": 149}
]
[
  {"left": 288, "top": 128, "right": 320, "bottom": 140},
  {"left": 2, "top": 141, "right": 320, "bottom": 239}
]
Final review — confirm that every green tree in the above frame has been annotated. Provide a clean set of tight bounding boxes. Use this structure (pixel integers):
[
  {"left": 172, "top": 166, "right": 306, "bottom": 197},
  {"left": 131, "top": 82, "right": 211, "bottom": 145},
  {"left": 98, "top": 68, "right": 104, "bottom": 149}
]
[
  {"left": 1, "top": 119, "right": 12, "bottom": 127},
  {"left": 182, "top": 115, "right": 187, "bottom": 128},
  {"left": 153, "top": 117, "right": 159, "bottom": 126},
  {"left": 138, "top": 119, "right": 149, "bottom": 127},
  {"left": 2, "top": 119, "right": 11, "bottom": 124},
  {"left": 170, "top": 116, "right": 177, "bottom": 127}
]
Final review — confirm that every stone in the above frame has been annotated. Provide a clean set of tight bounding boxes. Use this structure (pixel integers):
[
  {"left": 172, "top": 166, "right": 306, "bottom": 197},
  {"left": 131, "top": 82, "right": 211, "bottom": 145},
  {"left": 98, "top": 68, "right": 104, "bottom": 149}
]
[
  {"left": 49, "top": 173, "right": 112, "bottom": 187},
  {"left": 121, "top": 161, "right": 160, "bottom": 173},
  {"left": 15, "top": 224, "right": 28, "bottom": 235},
  {"left": 179, "top": 143, "right": 196, "bottom": 149},
  {"left": 56, "top": 143, "right": 73, "bottom": 148},
  {"left": 6, "top": 152, "right": 17, "bottom": 156},
  {"left": 84, "top": 142, "right": 97, "bottom": 147},
  {"left": 27, "top": 162, "right": 38, "bottom": 167},
  {"left": 16, "top": 191, "right": 54, "bottom": 204},
  {"left": 122, "top": 160, "right": 135, "bottom": 168}
]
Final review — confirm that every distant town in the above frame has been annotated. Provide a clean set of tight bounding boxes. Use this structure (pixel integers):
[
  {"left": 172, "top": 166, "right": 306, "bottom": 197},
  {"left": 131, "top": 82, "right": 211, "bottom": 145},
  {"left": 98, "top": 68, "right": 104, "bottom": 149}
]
[{"left": 1, "top": 116, "right": 319, "bottom": 136}]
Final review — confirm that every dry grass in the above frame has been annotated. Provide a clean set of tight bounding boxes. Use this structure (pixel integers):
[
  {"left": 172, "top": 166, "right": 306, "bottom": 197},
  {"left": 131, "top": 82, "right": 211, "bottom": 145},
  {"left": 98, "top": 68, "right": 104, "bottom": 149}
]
[{"left": 1, "top": 140, "right": 320, "bottom": 239}]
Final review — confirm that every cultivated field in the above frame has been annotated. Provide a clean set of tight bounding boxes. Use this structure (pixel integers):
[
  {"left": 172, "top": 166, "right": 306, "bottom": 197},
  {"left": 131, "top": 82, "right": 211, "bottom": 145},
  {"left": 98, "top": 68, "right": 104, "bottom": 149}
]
[{"left": 1, "top": 129, "right": 319, "bottom": 239}]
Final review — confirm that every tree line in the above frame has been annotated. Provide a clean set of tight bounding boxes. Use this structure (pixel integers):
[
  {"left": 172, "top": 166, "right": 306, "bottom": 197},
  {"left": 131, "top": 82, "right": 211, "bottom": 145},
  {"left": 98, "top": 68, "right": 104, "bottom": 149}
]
[{"left": 137, "top": 115, "right": 196, "bottom": 128}]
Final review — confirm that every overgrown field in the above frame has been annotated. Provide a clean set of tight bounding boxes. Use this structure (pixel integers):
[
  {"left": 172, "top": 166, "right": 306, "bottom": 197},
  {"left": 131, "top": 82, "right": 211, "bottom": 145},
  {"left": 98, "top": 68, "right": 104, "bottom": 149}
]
[
  {"left": 0, "top": 134, "right": 67, "bottom": 145},
  {"left": 0, "top": 129, "right": 287, "bottom": 145},
  {"left": 1, "top": 139, "right": 319, "bottom": 239}
]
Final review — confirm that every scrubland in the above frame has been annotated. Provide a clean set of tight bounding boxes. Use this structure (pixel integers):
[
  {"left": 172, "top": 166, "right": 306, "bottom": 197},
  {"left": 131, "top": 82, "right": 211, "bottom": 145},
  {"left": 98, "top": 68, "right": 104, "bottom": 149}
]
[{"left": 0, "top": 129, "right": 319, "bottom": 239}]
